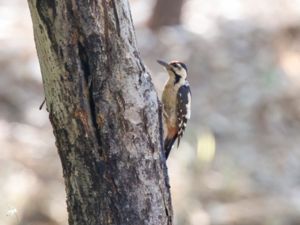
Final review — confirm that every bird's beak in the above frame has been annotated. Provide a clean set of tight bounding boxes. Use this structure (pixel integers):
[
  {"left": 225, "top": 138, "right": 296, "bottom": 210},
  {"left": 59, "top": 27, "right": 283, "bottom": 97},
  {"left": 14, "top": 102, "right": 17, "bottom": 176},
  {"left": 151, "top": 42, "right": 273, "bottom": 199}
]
[{"left": 157, "top": 60, "right": 170, "bottom": 69}]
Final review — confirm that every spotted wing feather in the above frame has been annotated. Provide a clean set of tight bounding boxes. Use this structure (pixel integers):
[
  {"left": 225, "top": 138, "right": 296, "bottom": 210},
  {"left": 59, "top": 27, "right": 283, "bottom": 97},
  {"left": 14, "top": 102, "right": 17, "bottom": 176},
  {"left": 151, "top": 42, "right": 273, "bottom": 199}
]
[{"left": 176, "top": 84, "right": 191, "bottom": 147}]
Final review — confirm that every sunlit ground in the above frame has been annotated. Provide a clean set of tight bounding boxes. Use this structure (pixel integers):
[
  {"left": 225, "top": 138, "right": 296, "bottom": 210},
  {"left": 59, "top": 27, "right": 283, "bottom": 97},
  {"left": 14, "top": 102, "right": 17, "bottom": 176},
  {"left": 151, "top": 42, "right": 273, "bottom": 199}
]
[{"left": 2, "top": 0, "right": 300, "bottom": 224}]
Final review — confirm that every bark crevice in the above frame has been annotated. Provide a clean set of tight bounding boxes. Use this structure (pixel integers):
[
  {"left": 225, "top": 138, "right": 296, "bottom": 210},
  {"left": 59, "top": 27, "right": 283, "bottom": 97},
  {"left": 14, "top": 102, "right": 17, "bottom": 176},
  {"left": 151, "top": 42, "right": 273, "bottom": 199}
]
[
  {"left": 111, "top": 0, "right": 121, "bottom": 37},
  {"left": 77, "top": 40, "right": 103, "bottom": 150}
]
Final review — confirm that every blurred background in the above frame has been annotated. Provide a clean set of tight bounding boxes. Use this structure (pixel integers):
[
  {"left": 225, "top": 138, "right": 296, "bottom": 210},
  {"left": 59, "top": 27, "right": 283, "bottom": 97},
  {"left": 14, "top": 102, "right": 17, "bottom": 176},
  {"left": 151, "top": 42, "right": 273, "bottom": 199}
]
[{"left": 1, "top": 0, "right": 300, "bottom": 224}]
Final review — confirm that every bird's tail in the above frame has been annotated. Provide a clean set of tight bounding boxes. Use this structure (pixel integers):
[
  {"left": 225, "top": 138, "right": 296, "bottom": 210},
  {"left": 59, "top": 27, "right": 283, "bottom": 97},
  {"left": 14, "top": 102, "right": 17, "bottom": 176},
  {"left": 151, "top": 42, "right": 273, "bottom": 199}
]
[{"left": 164, "top": 135, "right": 177, "bottom": 159}]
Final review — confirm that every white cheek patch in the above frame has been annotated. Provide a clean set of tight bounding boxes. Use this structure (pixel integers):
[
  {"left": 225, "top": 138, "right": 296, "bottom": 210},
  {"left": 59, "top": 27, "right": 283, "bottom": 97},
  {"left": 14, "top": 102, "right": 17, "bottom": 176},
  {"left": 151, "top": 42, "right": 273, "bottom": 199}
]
[{"left": 186, "top": 92, "right": 191, "bottom": 119}]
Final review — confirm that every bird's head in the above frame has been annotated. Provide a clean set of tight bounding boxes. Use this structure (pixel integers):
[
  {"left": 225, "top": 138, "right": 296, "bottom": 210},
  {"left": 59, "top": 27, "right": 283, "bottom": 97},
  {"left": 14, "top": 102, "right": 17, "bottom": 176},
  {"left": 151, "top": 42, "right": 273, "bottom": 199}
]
[{"left": 157, "top": 60, "right": 188, "bottom": 81}]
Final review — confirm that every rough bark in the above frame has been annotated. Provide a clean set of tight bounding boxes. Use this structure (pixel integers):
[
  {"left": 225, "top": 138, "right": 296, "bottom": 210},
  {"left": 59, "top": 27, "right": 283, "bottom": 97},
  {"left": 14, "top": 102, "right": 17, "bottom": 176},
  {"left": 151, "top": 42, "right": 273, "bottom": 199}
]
[
  {"left": 27, "top": 1, "right": 172, "bottom": 225},
  {"left": 148, "top": 0, "right": 185, "bottom": 30}
]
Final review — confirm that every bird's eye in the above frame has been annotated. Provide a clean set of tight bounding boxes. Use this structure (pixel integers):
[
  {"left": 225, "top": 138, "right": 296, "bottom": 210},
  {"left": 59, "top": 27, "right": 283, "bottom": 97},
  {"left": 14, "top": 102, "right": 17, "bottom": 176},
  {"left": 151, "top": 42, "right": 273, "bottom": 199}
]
[{"left": 173, "top": 63, "right": 181, "bottom": 69}]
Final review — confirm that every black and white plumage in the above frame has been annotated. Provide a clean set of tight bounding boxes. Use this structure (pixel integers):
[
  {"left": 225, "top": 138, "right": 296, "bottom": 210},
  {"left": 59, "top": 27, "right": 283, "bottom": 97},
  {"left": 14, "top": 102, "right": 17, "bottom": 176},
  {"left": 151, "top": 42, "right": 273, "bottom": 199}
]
[
  {"left": 157, "top": 60, "right": 191, "bottom": 159},
  {"left": 176, "top": 83, "right": 191, "bottom": 146}
]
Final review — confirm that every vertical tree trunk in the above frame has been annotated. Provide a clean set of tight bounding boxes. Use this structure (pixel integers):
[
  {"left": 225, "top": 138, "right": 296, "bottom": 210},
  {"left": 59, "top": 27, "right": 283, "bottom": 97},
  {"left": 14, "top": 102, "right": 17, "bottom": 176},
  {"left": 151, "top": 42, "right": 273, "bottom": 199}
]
[
  {"left": 148, "top": 0, "right": 185, "bottom": 30},
  {"left": 27, "top": 1, "right": 173, "bottom": 225}
]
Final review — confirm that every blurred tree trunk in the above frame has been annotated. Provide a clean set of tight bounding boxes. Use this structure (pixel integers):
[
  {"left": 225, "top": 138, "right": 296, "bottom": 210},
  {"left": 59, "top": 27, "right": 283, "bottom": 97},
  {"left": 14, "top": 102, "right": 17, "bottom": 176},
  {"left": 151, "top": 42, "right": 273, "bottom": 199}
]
[
  {"left": 148, "top": 0, "right": 185, "bottom": 30},
  {"left": 27, "top": 1, "right": 173, "bottom": 225}
]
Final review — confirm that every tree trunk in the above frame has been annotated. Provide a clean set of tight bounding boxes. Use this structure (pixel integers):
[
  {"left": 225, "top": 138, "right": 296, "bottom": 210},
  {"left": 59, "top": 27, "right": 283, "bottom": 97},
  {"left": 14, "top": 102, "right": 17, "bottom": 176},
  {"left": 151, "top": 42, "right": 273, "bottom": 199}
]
[
  {"left": 148, "top": 0, "right": 185, "bottom": 30},
  {"left": 27, "top": 1, "right": 173, "bottom": 225}
]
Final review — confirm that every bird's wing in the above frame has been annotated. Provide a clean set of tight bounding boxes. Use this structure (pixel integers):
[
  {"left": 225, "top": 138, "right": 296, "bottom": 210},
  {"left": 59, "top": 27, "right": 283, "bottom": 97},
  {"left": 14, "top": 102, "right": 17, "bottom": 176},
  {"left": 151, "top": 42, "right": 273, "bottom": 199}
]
[{"left": 176, "top": 84, "right": 191, "bottom": 147}]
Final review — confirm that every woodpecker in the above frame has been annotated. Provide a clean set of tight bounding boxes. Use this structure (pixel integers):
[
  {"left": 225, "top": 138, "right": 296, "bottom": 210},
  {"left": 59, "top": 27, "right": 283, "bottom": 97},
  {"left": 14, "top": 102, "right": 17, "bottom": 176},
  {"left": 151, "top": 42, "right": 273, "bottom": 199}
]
[{"left": 157, "top": 60, "right": 191, "bottom": 159}]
